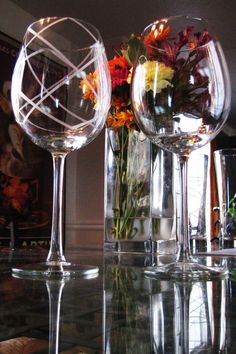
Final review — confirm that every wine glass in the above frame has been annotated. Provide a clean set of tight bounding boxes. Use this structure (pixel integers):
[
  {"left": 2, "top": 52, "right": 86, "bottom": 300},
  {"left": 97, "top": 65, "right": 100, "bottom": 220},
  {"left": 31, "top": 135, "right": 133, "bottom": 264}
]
[
  {"left": 11, "top": 17, "right": 111, "bottom": 278},
  {"left": 131, "top": 15, "right": 231, "bottom": 279}
]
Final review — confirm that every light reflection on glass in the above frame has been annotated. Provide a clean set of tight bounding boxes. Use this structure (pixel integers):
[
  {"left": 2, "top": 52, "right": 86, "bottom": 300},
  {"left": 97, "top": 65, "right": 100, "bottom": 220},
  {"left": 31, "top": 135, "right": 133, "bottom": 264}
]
[
  {"left": 150, "top": 278, "right": 228, "bottom": 353},
  {"left": 103, "top": 262, "right": 229, "bottom": 353}
]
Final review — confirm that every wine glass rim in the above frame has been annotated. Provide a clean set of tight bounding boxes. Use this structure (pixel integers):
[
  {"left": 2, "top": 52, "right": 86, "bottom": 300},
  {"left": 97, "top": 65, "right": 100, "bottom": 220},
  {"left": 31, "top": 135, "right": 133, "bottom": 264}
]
[
  {"left": 25, "top": 16, "right": 103, "bottom": 50},
  {"left": 143, "top": 14, "right": 209, "bottom": 31},
  {"left": 141, "top": 14, "right": 216, "bottom": 53}
]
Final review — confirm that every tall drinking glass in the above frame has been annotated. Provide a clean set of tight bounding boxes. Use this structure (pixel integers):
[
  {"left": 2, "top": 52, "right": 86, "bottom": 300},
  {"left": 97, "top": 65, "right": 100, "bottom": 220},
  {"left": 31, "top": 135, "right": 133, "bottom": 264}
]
[
  {"left": 11, "top": 17, "right": 111, "bottom": 278},
  {"left": 131, "top": 15, "right": 231, "bottom": 279},
  {"left": 214, "top": 148, "right": 236, "bottom": 246}
]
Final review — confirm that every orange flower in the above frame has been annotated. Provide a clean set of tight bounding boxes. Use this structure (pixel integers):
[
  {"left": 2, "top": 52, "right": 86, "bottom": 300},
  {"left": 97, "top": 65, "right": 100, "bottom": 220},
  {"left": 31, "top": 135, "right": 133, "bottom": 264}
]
[
  {"left": 3, "top": 178, "right": 29, "bottom": 213},
  {"left": 107, "top": 110, "right": 134, "bottom": 129},
  {"left": 144, "top": 25, "right": 171, "bottom": 48},
  {"left": 188, "top": 38, "right": 199, "bottom": 49},
  {"left": 79, "top": 38, "right": 138, "bottom": 131},
  {"left": 80, "top": 72, "right": 97, "bottom": 102}
]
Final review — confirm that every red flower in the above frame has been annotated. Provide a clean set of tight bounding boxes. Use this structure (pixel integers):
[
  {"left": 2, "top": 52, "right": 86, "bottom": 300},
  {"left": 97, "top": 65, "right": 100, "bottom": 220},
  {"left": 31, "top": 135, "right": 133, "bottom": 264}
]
[
  {"left": 108, "top": 56, "right": 130, "bottom": 90},
  {"left": 111, "top": 96, "right": 127, "bottom": 110},
  {"left": 188, "top": 30, "right": 211, "bottom": 49},
  {"left": 178, "top": 26, "right": 194, "bottom": 46}
]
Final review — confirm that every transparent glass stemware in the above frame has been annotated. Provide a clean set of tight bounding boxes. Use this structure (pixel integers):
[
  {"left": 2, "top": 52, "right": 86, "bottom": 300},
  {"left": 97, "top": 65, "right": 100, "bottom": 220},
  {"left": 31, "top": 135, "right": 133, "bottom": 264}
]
[
  {"left": 131, "top": 15, "right": 231, "bottom": 279},
  {"left": 11, "top": 17, "right": 111, "bottom": 278}
]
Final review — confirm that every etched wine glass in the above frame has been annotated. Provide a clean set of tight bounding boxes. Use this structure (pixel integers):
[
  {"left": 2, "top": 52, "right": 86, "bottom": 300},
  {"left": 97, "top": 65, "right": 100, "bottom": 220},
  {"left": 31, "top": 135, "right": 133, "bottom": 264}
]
[
  {"left": 131, "top": 15, "right": 231, "bottom": 279},
  {"left": 11, "top": 17, "right": 111, "bottom": 278}
]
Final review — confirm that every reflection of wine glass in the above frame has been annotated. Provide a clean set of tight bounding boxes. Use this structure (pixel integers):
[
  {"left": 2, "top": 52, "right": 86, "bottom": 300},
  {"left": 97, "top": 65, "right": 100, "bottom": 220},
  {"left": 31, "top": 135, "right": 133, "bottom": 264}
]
[
  {"left": 47, "top": 279, "right": 65, "bottom": 354},
  {"left": 13, "top": 273, "right": 97, "bottom": 353},
  {"left": 11, "top": 17, "right": 111, "bottom": 278},
  {"left": 131, "top": 15, "right": 231, "bottom": 279},
  {"left": 46, "top": 275, "right": 97, "bottom": 353},
  {"left": 148, "top": 277, "right": 228, "bottom": 353},
  {"left": 173, "top": 280, "right": 228, "bottom": 353}
]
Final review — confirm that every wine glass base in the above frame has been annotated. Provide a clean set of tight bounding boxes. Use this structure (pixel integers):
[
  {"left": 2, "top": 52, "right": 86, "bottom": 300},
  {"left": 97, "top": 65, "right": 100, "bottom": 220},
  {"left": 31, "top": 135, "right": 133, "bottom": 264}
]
[
  {"left": 12, "top": 262, "right": 99, "bottom": 279},
  {"left": 144, "top": 260, "right": 228, "bottom": 280}
]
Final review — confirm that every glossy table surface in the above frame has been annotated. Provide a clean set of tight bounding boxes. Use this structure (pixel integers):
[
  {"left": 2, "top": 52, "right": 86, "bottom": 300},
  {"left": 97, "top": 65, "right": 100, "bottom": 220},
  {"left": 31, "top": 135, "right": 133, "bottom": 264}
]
[{"left": 0, "top": 244, "right": 236, "bottom": 353}]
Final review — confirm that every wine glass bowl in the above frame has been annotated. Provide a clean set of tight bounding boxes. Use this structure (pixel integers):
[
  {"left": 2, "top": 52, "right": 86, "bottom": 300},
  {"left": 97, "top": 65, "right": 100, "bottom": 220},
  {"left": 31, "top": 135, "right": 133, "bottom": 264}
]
[
  {"left": 12, "top": 17, "right": 110, "bottom": 154},
  {"left": 11, "top": 17, "right": 111, "bottom": 278},
  {"left": 131, "top": 15, "right": 231, "bottom": 279},
  {"left": 132, "top": 16, "right": 230, "bottom": 157}
]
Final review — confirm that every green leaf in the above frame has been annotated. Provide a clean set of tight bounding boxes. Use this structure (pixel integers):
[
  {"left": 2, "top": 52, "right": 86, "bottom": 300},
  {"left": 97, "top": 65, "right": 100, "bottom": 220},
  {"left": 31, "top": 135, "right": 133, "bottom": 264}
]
[
  {"left": 122, "top": 34, "right": 146, "bottom": 66},
  {"left": 230, "top": 271, "right": 236, "bottom": 282}
]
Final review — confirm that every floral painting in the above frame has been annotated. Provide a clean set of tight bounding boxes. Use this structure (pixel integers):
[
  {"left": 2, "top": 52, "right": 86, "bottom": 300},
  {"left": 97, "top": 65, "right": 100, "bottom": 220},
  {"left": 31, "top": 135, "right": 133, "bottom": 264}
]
[{"left": 0, "top": 32, "right": 53, "bottom": 247}]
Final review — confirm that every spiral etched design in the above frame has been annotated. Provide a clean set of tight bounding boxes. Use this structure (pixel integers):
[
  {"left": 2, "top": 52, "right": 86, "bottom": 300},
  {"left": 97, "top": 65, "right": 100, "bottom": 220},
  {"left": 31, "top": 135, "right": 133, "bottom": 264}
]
[
  {"left": 10, "top": 17, "right": 111, "bottom": 278},
  {"left": 14, "top": 17, "right": 105, "bottom": 131}
]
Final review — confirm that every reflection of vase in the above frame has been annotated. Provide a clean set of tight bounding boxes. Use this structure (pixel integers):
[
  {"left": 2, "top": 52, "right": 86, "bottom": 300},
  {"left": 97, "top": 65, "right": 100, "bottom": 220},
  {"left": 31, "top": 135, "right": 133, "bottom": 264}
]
[
  {"left": 103, "top": 263, "right": 152, "bottom": 353},
  {"left": 104, "top": 127, "right": 152, "bottom": 253}
]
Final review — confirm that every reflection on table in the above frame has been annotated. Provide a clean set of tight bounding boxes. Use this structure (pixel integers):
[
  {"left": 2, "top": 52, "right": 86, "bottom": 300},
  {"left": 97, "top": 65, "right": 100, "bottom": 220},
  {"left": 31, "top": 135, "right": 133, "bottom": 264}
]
[
  {"left": 104, "top": 257, "right": 229, "bottom": 353},
  {"left": 0, "top": 247, "right": 235, "bottom": 353}
]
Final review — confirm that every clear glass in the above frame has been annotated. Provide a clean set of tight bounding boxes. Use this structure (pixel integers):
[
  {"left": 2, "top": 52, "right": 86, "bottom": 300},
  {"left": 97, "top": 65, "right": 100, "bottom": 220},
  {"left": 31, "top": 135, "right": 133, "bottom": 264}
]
[
  {"left": 104, "top": 127, "right": 177, "bottom": 254},
  {"left": 13, "top": 273, "right": 97, "bottom": 351},
  {"left": 172, "top": 279, "right": 228, "bottom": 353},
  {"left": 214, "top": 149, "right": 236, "bottom": 247},
  {"left": 188, "top": 149, "right": 210, "bottom": 240},
  {"left": 151, "top": 147, "right": 177, "bottom": 254},
  {"left": 103, "top": 257, "right": 228, "bottom": 353},
  {"left": 104, "top": 127, "right": 152, "bottom": 253},
  {"left": 131, "top": 15, "right": 231, "bottom": 279},
  {"left": 11, "top": 17, "right": 111, "bottom": 278}
]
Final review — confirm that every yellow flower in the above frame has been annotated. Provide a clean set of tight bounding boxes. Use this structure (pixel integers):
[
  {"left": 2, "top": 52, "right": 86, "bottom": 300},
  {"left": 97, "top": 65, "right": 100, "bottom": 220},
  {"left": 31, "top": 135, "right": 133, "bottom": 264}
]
[
  {"left": 143, "top": 61, "right": 174, "bottom": 93},
  {"left": 127, "top": 68, "right": 133, "bottom": 85},
  {"left": 80, "top": 72, "right": 97, "bottom": 102}
]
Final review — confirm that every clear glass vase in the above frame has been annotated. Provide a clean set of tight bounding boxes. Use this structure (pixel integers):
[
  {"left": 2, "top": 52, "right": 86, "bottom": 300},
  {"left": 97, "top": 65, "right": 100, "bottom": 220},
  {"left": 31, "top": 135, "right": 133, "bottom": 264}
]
[
  {"left": 104, "top": 127, "right": 152, "bottom": 253},
  {"left": 151, "top": 147, "right": 177, "bottom": 254}
]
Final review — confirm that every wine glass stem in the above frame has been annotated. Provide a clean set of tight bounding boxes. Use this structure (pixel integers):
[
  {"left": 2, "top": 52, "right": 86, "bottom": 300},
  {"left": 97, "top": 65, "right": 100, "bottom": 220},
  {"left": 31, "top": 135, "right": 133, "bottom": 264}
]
[
  {"left": 47, "top": 280, "right": 65, "bottom": 354},
  {"left": 47, "top": 154, "right": 67, "bottom": 264},
  {"left": 175, "top": 282, "right": 191, "bottom": 352},
  {"left": 176, "top": 155, "right": 192, "bottom": 263}
]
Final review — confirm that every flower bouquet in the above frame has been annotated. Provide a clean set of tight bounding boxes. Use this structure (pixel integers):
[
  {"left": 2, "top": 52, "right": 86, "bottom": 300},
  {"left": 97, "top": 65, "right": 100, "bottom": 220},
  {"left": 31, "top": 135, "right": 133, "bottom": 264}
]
[
  {"left": 104, "top": 37, "right": 153, "bottom": 250},
  {"left": 132, "top": 21, "right": 212, "bottom": 150},
  {"left": 135, "top": 22, "right": 213, "bottom": 248},
  {"left": 81, "top": 35, "right": 152, "bottom": 251},
  {"left": 81, "top": 22, "right": 212, "bottom": 252}
]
